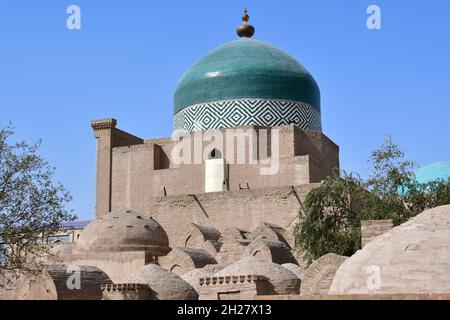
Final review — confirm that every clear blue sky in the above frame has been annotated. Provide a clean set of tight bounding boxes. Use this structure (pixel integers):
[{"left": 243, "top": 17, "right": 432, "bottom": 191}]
[{"left": 1, "top": 1, "right": 449, "bottom": 220}]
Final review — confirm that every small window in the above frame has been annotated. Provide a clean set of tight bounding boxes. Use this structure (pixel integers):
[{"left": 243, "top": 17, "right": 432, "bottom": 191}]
[{"left": 209, "top": 148, "right": 222, "bottom": 159}]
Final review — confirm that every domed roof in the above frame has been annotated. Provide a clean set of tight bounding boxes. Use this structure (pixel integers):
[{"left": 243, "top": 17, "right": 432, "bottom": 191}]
[
  {"left": 329, "top": 205, "right": 450, "bottom": 294},
  {"left": 76, "top": 209, "right": 170, "bottom": 256},
  {"left": 415, "top": 162, "right": 450, "bottom": 184},
  {"left": 126, "top": 263, "right": 199, "bottom": 300},
  {"left": 174, "top": 38, "right": 320, "bottom": 114},
  {"left": 242, "top": 238, "right": 297, "bottom": 265},
  {"left": 17, "top": 265, "right": 112, "bottom": 300},
  {"left": 213, "top": 256, "right": 300, "bottom": 295},
  {"left": 281, "top": 263, "right": 305, "bottom": 280},
  {"left": 181, "top": 263, "right": 231, "bottom": 292},
  {"left": 173, "top": 37, "right": 322, "bottom": 133},
  {"left": 301, "top": 253, "right": 347, "bottom": 295}
]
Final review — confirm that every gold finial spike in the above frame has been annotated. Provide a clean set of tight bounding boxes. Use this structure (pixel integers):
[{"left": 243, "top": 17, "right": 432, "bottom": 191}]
[
  {"left": 237, "top": 8, "right": 255, "bottom": 38},
  {"left": 242, "top": 8, "right": 249, "bottom": 23}
]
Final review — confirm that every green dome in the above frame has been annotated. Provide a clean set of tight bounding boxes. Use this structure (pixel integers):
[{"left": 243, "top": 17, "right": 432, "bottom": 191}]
[
  {"left": 174, "top": 38, "right": 320, "bottom": 114},
  {"left": 415, "top": 162, "right": 450, "bottom": 184},
  {"left": 399, "top": 162, "right": 450, "bottom": 195}
]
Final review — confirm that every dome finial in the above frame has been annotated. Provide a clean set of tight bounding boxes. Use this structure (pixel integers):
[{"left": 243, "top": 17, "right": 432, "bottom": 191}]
[
  {"left": 242, "top": 8, "right": 250, "bottom": 23},
  {"left": 237, "top": 8, "right": 255, "bottom": 38}
]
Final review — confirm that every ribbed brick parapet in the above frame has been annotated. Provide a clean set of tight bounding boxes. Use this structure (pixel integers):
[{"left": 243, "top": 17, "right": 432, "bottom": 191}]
[{"left": 101, "top": 283, "right": 152, "bottom": 300}]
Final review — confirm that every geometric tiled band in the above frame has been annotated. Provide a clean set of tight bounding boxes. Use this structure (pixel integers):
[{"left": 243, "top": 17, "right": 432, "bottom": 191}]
[{"left": 173, "top": 98, "right": 322, "bottom": 134}]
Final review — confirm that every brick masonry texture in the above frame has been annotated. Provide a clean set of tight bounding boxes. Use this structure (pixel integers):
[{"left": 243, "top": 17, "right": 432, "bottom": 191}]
[
  {"left": 361, "top": 220, "right": 394, "bottom": 248},
  {"left": 92, "top": 121, "right": 339, "bottom": 216},
  {"left": 90, "top": 121, "right": 339, "bottom": 248},
  {"left": 149, "top": 185, "right": 319, "bottom": 248}
]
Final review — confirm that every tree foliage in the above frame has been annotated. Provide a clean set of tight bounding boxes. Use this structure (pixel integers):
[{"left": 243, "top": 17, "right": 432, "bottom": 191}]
[
  {"left": 294, "top": 172, "right": 366, "bottom": 262},
  {"left": 295, "top": 136, "right": 450, "bottom": 264},
  {"left": 0, "top": 124, "right": 75, "bottom": 277}
]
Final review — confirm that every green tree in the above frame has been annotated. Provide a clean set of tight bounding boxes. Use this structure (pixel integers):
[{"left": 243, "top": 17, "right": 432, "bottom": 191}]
[
  {"left": 363, "top": 135, "right": 450, "bottom": 224},
  {"left": 294, "top": 172, "right": 367, "bottom": 263},
  {"left": 295, "top": 136, "right": 450, "bottom": 264},
  {"left": 362, "top": 135, "right": 418, "bottom": 224},
  {"left": 0, "top": 124, "right": 75, "bottom": 279}
]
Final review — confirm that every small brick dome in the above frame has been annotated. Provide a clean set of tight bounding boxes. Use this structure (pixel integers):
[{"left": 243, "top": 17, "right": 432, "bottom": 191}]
[
  {"left": 126, "top": 263, "right": 199, "bottom": 300},
  {"left": 76, "top": 209, "right": 170, "bottom": 256},
  {"left": 213, "top": 256, "right": 300, "bottom": 295},
  {"left": 181, "top": 263, "right": 231, "bottom": 292},
  {"left": 330, "top": 205, "right": 450, "bottom": 295}
]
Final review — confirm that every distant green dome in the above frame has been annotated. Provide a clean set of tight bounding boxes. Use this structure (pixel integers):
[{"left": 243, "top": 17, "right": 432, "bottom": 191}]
[
  {"left": 173, "top": 38, "right": 322, "bottom": 133},
  {"left": 415, "top": 162, "right": 450, "bottom": 184}
]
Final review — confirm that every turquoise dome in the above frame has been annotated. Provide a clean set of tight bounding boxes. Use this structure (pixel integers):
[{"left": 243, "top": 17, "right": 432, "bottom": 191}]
[
  {"left": 414, "top": 162, "right": 450, "bottom": 184},
  {"left": 174, "top": 38, "right": 320, "bottom": 114}
]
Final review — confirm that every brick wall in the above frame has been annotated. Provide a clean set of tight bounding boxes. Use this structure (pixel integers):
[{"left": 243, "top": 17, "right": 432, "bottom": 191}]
[
  {"left": 361, "top": 220, "right": 394, "bottom": 248},
  {"left": 147, "top": 184, "right": 318, "bottom": 248},
  {"left": 96, "top": 122, "right": 338, "bottom": 218}
]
